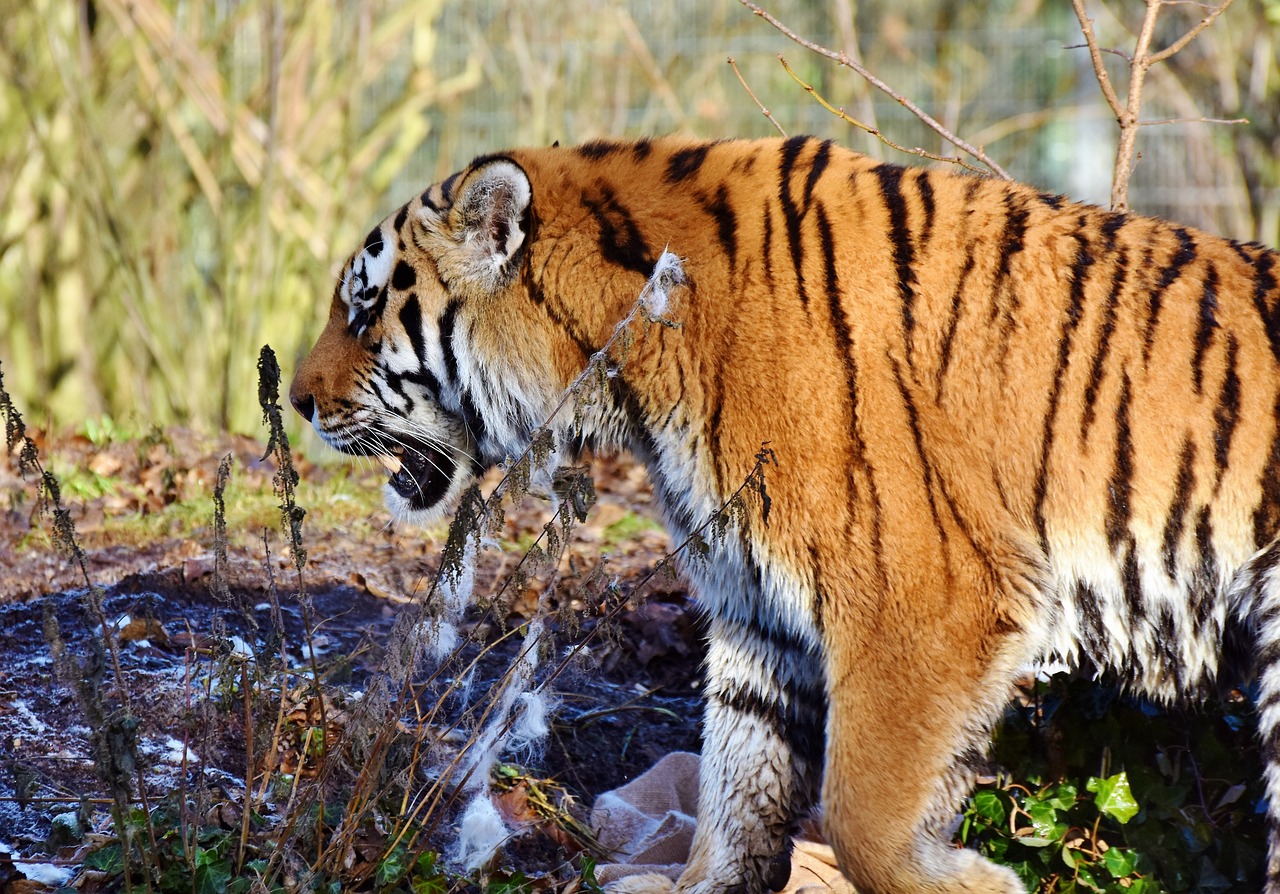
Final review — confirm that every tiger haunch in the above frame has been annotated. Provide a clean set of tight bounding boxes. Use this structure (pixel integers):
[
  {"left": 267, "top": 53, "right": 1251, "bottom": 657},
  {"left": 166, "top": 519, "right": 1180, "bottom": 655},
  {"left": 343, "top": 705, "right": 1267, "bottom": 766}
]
[{"left": 291, "top": 136, "right": 1280, "bottom": 894}]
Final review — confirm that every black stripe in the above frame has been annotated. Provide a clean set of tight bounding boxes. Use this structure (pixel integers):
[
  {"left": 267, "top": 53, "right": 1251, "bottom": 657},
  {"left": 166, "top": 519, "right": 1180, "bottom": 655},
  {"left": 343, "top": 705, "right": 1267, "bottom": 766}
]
[
  {"left": 1142, "top": 227, "right": 1197, "bottom": 363},
  {"left": 440, "top": 171, "right": 462, "bottom": 203},
  {"left": 1213, "top": 335, "right": 1241, "bottom": 485},
  {"left": 458, "top": 387, "right": 488, "bottom": 451},
  {"left": 1106, "top": 374, "right": 1135, "bottom": 551},
  {"left": 1192, "top": 264, "right": 1220, "bottom": 395},
  {"left": 383, "top": 365, "right": 441, "bottom": 404},
  {"left": 935, "top": 476, "right": 992, "bottom": 583},
  {"left": 762, "top": 202, "right": 775, "bottom": 293},
  {"left": 891, "top": 359, "right": 948, "bottom": 562},
  {"left": 935, "top": 240, "right": 976, "bottom": 401},
  {"left": 582, "top": 186, "right": 654, "bottom": 275},
  {"left": 1101, "top": 211, "right": 1129, "bottom": 245},
  {"left": 1190, "top": 506, "right": 1219, "bottom": 639},
  {"left": 439, "top": 300, "right": 460, "bottom": 384},
  {"left": 398, "top": 295, "right": 429, "bottom": 366},
  {"left": 872, "top": 163, "right": 919, "bottom": 353},
  {"left": 1033, "top": 225, "right": 1094, "bottom": 542},
  {"left": 1121, "top": 539, "right": 1144, "bottom": 622},
  {"left": 392, "top": 260, "right": 416, "bottom": 291},
  {"left": 1246, "top": 247, "right": 1280, "bottom": 363},
  {"left": 1195, "top": 506, "right": 1216, "bottom": 582},
  {"left": 808, "top": 543, "right": 825, "bottom": 632},
  {"left": 1075, "top": 582, "right": 1107, "bottom": 660},
  {"left": 1162, "top": 439, "right": 1196, "bottom": 579},
  {"left": 701, "top": 185, "right": 738, "bottom": 269},
  {"left": 666, "top": 144, "right": 711, "bottom": 182},
  {"left": 1254, "top": 391, "right": 1280, "bottom": 547},
  {"left": 631, "top": 139, "right": 653, "bottom": 162},
  {"left": 777, "top": 136, "right": 812, "bottom": 310},
  {"left": 575, "top": 139, "right": 622, "bottom": 160},
  {"left": 818, "top": 202, "right": 884, "bottom": 574},
  {"left": 817, "top": 200, "right": 860, "bottom": 517},
  {"left": 370, "top": 284, "right": 390, "bottom": 322},
  {"left": 915, "top": 170, "right": 936, "bottom": 253},
  {"left": 393, "top": 205, "right": 409, "bottom": 233},
  {"left": 1039, "top": 192, "right": 1066, "bottom": 210},
  {"left": 717, "top": 684, "right": 826, "bottom": 766},
  {"left": 989, "top": 192, "right": 1030, "bottom": 322},
  {"left": 363, "top": 226, "right": 384, "bottom": 258},
  {"left": 1080, "top": 248, "right": 1128, "bottom": 441},
  {"left": 802, "top": 139, "right": 833, "bottom": 206}
]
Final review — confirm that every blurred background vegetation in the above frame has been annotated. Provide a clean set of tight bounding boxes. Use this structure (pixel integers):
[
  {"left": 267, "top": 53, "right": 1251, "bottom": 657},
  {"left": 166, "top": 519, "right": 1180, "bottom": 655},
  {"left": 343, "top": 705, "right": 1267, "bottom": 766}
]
[{"left": 1, "top": 0, "right": 1277, "bottom": 439}]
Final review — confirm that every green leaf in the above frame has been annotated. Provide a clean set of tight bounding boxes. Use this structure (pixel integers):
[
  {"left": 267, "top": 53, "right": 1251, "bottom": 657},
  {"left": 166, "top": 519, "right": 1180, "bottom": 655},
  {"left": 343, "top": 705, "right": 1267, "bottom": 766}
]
[
  {"left": 84, "top": 843, "right": 124, "bottom": 874},
  {"left": 970, "top": 790, "right": 1007, "bottom": 826},
  {"left": 1088, "top": 772, "right": 1140, "bottom": 824},
  {"left": 377, "top": 846, "right": 409, "bottom": 886},
  {"left": 1101, "top": 846, "right": 1138, "bottom": 878},
  {"left": 1044, "top": 782, "right": 1078, "bottom": 810},
  {"left": 1075, "top": 865, "right": 1103, "bottom": 890},
  {"left": 1026, "top": 800, "right": 1066, "bottom": 842},
  {"left": 193, "top": 849, "right": 234, "bottom": 894}
]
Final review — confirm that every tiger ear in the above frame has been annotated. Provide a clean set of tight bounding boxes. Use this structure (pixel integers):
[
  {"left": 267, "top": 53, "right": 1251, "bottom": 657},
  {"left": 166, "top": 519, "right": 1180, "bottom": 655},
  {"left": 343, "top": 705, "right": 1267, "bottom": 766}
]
[{"left": 440, "top": 158, "right": 531, "bottom": 292}]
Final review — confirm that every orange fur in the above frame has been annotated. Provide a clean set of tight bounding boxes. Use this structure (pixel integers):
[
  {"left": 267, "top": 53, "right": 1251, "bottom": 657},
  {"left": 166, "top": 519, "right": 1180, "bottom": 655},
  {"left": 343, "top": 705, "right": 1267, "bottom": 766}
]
[{"left": 292, "top": 137, "right": 1280, "bottom": 893}]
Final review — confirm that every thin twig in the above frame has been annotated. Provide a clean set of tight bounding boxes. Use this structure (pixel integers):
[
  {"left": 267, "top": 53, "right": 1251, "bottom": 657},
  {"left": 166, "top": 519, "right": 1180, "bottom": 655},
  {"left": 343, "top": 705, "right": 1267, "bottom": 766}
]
[
  {"left": 778, "top": 56, "right": 984, "bottom": 174},
  {"left": 737, "top": 0, "right": 1012, "bottom": 180},
  {"left": 1149, "top": 0, "right": 1234, "bottom": 64},
  {"left": 1062, "top": 42, "right": 1133, "bottom": 63},
  {"left": 727, "top": 57, "right": 787, "bottom": 136},
  {"left": 1069, "top": 0, "right": 1126, "bottom": 117},
  {"left": 1140, "top": 115, "right": 1248, "bottom": 126}
]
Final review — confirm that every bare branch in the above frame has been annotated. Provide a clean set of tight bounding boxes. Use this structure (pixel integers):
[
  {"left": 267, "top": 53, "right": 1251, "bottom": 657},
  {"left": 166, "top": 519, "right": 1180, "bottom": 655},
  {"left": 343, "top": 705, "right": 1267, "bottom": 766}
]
[
  {"left": 726, "top": 57, "right": 787, "bottom": 137},
  {"left": 777, "top": 56, "right": 984, "bottom": 174},
  {"left": 1069, "top": 0, "right": 1126, "bottom": 117},
  {"left": 1148, "top": 0, "right": 1234, "bottom": 64},
  {"left": 1062, "top": 42, "right": 1133, "bottom": 63},
  {"left": 737, "top": 0, "right": 1012, "bottom": 180},
  {"left": 1139, "top": 115, "right": 1249, "bottom": 125},
  {"left": 1073, "top": 0, "right": 1238, "bottom": 211}
]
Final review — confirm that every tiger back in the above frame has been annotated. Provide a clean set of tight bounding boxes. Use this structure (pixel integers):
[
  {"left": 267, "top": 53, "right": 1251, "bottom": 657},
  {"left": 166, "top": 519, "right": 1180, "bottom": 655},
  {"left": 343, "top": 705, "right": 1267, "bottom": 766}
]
[{"left": 291, "top": 136, "right": 1280, "bottom": 894}]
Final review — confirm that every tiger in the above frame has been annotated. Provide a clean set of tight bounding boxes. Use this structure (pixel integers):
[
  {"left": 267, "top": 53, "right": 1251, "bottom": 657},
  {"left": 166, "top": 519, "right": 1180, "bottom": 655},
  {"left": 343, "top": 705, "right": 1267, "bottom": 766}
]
[{"left": 289, "top": 135, "right": 1280, "bottom": 894}]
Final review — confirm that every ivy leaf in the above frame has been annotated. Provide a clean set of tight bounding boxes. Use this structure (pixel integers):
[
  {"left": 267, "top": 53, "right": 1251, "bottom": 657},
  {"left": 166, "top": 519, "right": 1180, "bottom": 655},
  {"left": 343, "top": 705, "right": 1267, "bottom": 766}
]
[
  {"left": 1026, "top": 800, "right": 1066, "bottom": 842},
  {"left": 1101, "top": 846, "right": 1138, "bottom": 878},
  {"left": 1044, "top": 782, "right": 1078, "bottom": 810},
  {"left": 970, "top": 790, "right": 1007, "bottom": 826},
  {"left": 1088, "top": 772, "right": 1140, "bottom": 824}
]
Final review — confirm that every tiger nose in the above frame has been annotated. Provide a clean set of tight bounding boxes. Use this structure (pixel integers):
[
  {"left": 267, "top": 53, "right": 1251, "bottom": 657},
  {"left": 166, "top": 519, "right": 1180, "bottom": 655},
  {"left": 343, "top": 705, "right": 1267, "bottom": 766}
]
[{"left": 289, "top": 383, "right": 316, "bottom": 423}]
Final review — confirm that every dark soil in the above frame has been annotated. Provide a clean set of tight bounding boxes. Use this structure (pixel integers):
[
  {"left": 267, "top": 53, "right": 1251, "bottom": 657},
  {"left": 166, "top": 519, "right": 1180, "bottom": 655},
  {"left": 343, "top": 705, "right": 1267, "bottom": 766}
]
[{"left": 0, "top": 432, "right": 707, "bottom": 889}]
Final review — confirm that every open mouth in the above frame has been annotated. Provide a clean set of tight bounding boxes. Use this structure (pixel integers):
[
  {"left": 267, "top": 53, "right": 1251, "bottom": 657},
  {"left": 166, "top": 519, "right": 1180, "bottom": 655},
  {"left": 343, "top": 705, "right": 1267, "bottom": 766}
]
[{"left": 371, "top": 437, "right": 457, "bottom": 512}]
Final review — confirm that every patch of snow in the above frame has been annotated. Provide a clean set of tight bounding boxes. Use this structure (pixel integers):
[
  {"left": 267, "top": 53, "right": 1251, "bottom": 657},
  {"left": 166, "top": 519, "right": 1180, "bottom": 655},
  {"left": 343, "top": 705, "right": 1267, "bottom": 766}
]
[{"left": 0, "top": 842, "right": 74, "bottom": 887}]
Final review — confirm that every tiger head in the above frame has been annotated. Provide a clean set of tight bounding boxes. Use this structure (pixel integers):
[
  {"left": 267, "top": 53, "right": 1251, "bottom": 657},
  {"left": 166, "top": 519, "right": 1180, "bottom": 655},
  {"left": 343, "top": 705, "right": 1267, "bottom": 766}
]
[{"left": 289, "top": 156, "right": 576, "bottom": 524}]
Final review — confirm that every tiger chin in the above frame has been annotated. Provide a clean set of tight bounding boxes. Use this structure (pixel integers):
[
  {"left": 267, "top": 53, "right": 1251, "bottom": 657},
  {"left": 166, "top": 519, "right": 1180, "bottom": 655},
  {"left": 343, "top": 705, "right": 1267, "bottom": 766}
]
[{"left": 292, "top": 135, "right": 1280, "bottom": 894}]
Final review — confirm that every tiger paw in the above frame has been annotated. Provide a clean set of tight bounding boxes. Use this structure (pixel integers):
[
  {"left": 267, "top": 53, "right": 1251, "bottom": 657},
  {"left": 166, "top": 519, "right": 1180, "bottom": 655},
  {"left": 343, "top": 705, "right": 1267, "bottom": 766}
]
[{"left": 604, "top": 873, "right": 678, "bottom": 894}]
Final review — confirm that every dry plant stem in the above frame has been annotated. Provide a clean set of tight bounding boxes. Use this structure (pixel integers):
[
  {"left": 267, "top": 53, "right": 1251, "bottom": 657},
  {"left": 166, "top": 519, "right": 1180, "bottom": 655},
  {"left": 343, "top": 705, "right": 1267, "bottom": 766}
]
[
  {"left": 1070, "top": 0, "right": 1235, "bottom": 210},
  {"left": 738, "top": 0, "right": 1012, "bottom": 180},
  {"left": 238, "top": 658, "right": 254, "bottom": 872},
  {"left": 778, "top": 56, "right": 985, "bottom": 175},
  {"left": 727, "top": 57, "right": 788, "bottom": 136}
]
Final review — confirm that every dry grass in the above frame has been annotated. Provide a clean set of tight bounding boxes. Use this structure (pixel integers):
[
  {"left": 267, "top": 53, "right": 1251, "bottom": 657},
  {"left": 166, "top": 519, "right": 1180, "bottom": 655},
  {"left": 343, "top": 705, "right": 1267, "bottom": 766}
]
[{"left": 0, "top": 0, "right": 1275, "bottom": 438}]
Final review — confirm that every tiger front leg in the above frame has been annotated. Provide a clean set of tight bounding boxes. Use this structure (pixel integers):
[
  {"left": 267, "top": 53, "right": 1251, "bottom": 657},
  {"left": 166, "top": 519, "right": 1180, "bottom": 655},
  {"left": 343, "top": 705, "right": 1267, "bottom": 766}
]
[{"left": 677, "top": 615, "right": 826, "bottom": 894}]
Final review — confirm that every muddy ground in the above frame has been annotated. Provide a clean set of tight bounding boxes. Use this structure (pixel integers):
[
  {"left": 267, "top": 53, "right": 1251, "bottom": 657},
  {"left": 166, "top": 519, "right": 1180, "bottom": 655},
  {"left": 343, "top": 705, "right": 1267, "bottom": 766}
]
[{"left": 0, "top": 431, "right": 707, "bottom": 889}]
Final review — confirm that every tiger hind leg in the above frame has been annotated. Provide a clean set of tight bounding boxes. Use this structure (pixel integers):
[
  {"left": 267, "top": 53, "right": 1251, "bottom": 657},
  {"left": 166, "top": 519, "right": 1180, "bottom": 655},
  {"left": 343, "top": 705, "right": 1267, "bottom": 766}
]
[{"left": 821, "top": 605, "right": 1033, "bottom": 894}]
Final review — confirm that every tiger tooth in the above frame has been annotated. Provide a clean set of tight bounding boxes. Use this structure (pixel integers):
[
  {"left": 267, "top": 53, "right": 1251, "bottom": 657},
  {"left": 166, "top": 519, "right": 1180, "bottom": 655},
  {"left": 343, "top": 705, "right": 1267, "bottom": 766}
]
[{"left": 376, "top": 454, "right": 402, "bottom": 475}]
